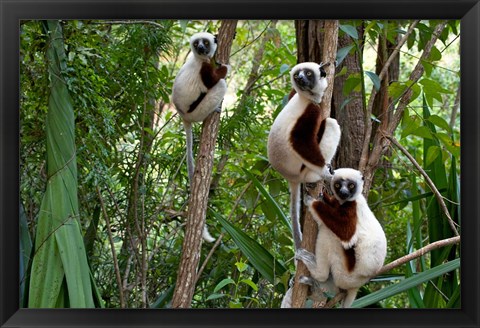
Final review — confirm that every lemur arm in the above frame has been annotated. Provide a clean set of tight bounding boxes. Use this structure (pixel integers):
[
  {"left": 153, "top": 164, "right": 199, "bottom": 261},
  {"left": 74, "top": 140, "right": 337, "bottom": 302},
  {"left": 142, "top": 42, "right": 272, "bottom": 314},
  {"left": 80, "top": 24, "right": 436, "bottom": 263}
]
[
  {"left": 311, "top": 199, "right": 357, "bottom": 243},
  {"left": 200, "top": 61, "right": 227, "bottom": 89}
]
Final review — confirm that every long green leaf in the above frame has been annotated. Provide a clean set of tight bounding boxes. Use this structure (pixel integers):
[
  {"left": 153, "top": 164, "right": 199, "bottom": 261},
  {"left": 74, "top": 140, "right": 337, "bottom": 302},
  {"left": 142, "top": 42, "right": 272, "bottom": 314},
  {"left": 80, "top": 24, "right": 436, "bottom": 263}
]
[
  {"left": 212, "top": 210, "right": 287, "bottom": 284},
  {"left": 352, "top": 258, "right": 460, "bottom": 308},
  {"left": 242, "top": 168, "right": 291, "bottom": 231},
  {"left": 28, "top": 21, "right": 94, "bottom": 308}
]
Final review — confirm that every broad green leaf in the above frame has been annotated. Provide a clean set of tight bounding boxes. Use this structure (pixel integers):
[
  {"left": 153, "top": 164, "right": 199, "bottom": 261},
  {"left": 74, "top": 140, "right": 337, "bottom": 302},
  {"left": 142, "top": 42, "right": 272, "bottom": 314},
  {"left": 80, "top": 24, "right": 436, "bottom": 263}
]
[
  {"left": 214, "top": 278, "right": 236, "bottom": 293},
  {"left": 28, "top": 21, "right": 95, "bottom": 308},
  {"left": 206, "top": 293, "right": 228, "bottom": 301},
  {"left": 336, "top": 44, "right": 355, "bottom": 67},
  {"left": 235, "top": 261, "right": 248, "bottom": 272},
  {"left": 242, "top": 168, "right": 291, "bottom": 231},
  {"left": 343, "top": 74, "right": 362, "bottom": 96},
  {"left": 352, "top": 259, "right": 460, "bottom": 308},
  {"left": 427, "top": 115, "right": 451, "bottom": 133},
  {"left": 412, "top": 126, "right": 434, "bottom": 140},
  {"left": 340, "top": 24, "right": 359, "bottom": 39},
  {"left": 365, "top": 71, "right": 381, "bottom": 91},
  {"left": 240, "top": 278, "right": 259, "bottom": 292},
  {"left": 425, "top": 145, "right": 441, "bottom": 167},
  {"left": 213, "top": 210, "right": 287, "bottom": 284}
]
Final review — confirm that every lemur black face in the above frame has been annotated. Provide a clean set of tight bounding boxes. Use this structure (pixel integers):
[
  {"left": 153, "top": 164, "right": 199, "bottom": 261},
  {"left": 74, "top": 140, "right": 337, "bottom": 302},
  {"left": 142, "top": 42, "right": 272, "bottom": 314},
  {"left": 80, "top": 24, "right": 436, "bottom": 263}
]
[
  {"left": 292, "top": 68, "right": 317, "bottom": 91},
  {"left": 333, "top": 179, "right": 358, "bottom": 201},
  {"left": 192, "top": 38, "right": 212, "bottom": 56}
]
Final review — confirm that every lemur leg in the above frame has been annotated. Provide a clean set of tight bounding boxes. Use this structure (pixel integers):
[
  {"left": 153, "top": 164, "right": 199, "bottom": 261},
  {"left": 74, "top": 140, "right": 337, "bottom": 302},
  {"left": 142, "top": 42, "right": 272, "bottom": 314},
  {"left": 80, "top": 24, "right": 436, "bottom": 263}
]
[
  {"left": 289, "top": 181, "right": 302, "bottom": 251},
  {"left": 341, "top": 288, "right": 359, "bottom": 308}
]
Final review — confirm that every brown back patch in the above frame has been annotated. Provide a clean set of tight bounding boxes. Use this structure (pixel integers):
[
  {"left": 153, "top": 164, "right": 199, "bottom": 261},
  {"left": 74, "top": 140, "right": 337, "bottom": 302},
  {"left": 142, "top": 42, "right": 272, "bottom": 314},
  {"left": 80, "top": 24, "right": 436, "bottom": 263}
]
[
  {"left": 200, "top": 62, "right": 227, "bottom": 89},
  {"left": 343, "top": 247, "right": 356, "bottom": 272},
  {"left": 312, "top": 199, "right": 357, "bottom": 242},
  {"left": 289, "top": 103, "right": 326, "bottom": 168}
]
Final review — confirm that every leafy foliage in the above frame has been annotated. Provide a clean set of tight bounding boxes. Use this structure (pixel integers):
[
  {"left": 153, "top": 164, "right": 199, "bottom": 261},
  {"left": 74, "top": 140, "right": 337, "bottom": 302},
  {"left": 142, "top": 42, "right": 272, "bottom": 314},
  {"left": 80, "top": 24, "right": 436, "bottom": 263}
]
[{"left": 20, "top": 19, "right": 460, "bottom": 308}]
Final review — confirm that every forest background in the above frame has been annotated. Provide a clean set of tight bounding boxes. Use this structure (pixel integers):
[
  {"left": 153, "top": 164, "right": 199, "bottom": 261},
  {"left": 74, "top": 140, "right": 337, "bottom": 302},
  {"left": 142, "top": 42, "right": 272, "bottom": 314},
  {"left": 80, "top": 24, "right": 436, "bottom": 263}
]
[{"left": 19, "top": 19, "right": 460, "bottom": 309}]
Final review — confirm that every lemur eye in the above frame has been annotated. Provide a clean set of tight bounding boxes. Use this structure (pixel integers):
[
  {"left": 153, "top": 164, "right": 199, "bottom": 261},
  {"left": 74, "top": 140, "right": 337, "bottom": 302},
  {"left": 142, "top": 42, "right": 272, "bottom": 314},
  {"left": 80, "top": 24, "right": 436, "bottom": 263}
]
[
  {"left": 294, "top": 73, "right": 298, "bottom": 79},
  {"left": 193, "top": 41, "right": 198, "bottom": 46},
  {"left": 306, "top": 71, "right": 312, "bottom": 76},
  {"left": 334, "top": 183, "right": 340, "bottom": 189},
  {"left": 204, "top": 40, "right": 209, "bottom": 45},
  {"left": 349, "top": 183, "right": 355, "bottom": 189}
]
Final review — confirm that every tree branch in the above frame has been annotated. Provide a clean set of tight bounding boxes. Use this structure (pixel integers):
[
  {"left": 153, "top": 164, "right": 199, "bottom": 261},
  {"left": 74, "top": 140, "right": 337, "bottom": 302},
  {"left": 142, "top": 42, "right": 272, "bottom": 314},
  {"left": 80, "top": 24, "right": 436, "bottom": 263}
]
[
  {"left": 359, "top": 20, "right": 419, "bottom": 172},
  {"left": 362, "top": 21, "right": 447, "bottom": 195},
  {"left": 378, "top": 236, "right": 460, "bottom": 275},
  {"left": 96, "top": 186, "right": 126, "bottom": 308},
  {"left": 386, "top": 135, "right": 459, "bottom": 236}
]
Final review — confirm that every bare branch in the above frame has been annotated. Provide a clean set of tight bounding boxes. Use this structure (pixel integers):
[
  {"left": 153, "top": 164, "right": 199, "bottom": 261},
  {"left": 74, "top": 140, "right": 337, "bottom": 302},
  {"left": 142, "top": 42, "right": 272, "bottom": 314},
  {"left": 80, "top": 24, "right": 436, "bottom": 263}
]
[
  {"left": 359, "top": 20, "right": 419, "bottom": 172},
  {"left": 378, "top": 236, "right": 460, "bottom": 275},
  {"left": 96, "top": 186, "right": 126, "bottom": 308},
  {"left": 362, "top": 21, "right": 447, "bottom": 194},
  {"left": 387, "top": 135, "right": 459, "bottom": 236}
]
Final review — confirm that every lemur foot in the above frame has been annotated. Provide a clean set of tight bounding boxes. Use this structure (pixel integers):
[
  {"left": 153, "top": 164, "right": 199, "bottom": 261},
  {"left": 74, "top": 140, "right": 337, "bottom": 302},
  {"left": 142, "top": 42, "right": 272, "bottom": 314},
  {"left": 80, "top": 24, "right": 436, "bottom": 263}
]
[{"left": 295, "top": 248, "right": 316, "bottom": 268}]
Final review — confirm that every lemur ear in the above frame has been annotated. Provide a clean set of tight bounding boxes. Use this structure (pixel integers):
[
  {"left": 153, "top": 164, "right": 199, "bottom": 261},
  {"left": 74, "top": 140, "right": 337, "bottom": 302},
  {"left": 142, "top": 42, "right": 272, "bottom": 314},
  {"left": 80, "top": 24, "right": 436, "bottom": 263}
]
[
  {"left": 214, "top": 34, "right": 218, "bottom": 44},
  {"left": 319, "top": 62, "right": 330, "bottom": 78}
]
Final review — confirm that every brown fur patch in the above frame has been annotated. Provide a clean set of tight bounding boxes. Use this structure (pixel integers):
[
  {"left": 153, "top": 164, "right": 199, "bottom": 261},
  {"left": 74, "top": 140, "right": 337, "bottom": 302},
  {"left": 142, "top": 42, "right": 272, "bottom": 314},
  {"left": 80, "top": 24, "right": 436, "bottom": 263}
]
[
  {"left": 288, "top": 88, "right": 297, "bottom": 100},
  {"left": 289, "top": 103, "right": 326, "bottom": 168},
  {"left": 200, "top": 62, "right": 227, "bottom": 89},
  {"left": 317, "top": 118, "right": 326, "bottom": 144},
  {"left": 343, "top": 247, "right": 356, "bottom": 272},
  {"left": 311, "top": 198, "right": 357, "bottom": 242}
]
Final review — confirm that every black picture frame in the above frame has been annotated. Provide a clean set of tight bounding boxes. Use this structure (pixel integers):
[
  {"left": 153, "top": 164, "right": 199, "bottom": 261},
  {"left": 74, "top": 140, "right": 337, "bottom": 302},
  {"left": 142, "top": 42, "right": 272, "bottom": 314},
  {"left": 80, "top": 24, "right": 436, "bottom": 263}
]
[{"left": 1, "top": 0, "right": 479, "bottom": 327}]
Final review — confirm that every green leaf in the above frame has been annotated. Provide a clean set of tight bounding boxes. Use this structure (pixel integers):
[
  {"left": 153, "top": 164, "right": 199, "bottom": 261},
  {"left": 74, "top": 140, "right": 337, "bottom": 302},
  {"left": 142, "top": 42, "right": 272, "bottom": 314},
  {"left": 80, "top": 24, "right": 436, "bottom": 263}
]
[
  {"left": 427, "top": 115, "right": 451, "bottom": 133},
  {"left": 206, "top": 293, "right": 228, "bottom": 301},
  {"left": 28, "top": 21, "right": 95, "bottom": 308},
  {"left": 235, "top": 261, "right": 248, "bottom": 273},
  {"left": 412, "top": 126, "right": 434, "bottom": 139},
  {"left": 343, "top": 74, "right": 362, "bottom": 96},
  {"left": 428, "top": 46, "right": 442, "bottom": 62},
  {"left": 352, "top": 259, "right": 460, "bottom": 308},
  {"left": 242, "top": 168, "right": 291, "bottom": 231},
  {"left": 240, "top": 278, "right": 259, "bottom": 292},
  {"left": 340, "top": 24, "right": 359, "bottom": 39},
  {"left": 213, "top": 210, "right": 287, "bottom": 284},
  {"left": 425, "top": 145, "right": 441, "bottom": 167},
  {"left": 336, "top": 44, "right": 355, "bottom": 67},
  {"left": 214, "top": 278, "right": 236, "bottom": 293},
  {"left": 365, "top": 71, "right": 381, "bottom": 91}
]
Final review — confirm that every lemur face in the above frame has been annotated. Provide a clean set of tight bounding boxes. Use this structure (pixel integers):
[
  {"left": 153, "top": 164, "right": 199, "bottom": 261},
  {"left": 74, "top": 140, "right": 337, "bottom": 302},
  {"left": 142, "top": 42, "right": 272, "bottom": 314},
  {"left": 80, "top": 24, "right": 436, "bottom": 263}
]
[
  {"left": 290, "top": 62, "right": 328, "bottom": 102},
  {"left": 331, "top": 168, "right": 364, "bottom": 203},
  {"left": 292, "top": 68, "right": 317, "bottom": 92},
  {"left": 190, "top": 32, "right": 217, "bottom": 59}
]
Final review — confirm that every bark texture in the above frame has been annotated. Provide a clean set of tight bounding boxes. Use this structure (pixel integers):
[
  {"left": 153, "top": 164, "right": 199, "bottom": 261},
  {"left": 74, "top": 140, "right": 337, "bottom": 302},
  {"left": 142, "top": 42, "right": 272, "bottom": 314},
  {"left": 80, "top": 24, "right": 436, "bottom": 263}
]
[
  {"left": 291, "top": 20, "right": 339, "bottom": 308},
  {"left": 171, "top": 20, "right": 238, "bottom": 308}
]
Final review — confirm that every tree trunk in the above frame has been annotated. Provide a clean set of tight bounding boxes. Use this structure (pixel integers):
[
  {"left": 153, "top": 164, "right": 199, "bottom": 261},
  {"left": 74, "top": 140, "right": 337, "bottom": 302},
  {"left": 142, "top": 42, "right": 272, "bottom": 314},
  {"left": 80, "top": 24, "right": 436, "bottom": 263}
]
[
  {"left": 333, "top": 25, "right": 365, "bottom": 169},
  {"left": 171, "top": 20, "right": 238, "bottom": 308},
  {"left": 291, "top": 20, "right": 339, "bottom": 308}
]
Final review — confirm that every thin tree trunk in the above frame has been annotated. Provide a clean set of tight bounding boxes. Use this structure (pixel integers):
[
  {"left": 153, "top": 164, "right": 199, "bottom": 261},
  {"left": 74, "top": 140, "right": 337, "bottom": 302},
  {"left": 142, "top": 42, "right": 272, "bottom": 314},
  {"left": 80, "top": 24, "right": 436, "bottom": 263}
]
[
  {"left": 171, "top": 20, "right": 238, "bottom": 308},
  {"left": 291, "top": 20, "right": 339, "bottom": 308}
]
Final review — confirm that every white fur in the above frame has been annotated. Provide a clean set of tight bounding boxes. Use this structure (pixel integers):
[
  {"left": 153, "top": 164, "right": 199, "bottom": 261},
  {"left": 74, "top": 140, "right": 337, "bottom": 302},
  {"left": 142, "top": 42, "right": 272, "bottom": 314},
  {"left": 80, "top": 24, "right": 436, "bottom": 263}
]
[
  {"left": 303, "top": 169, "right": 387, "bottom": 308},
  {"left": 267, "top": 95, "right": 341, "bottom": 184},
  {"left": 290, "top": 62, "right": 328, "bottom": 104},
  {"left": 172, "top": 32, "right": 227, "bottom": 123},
  {"left": 172, "top": 32, "right": 227, "bottom": 243},
  {"left": 267, "top": 62, "right": 340, "bottom": 251}
]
